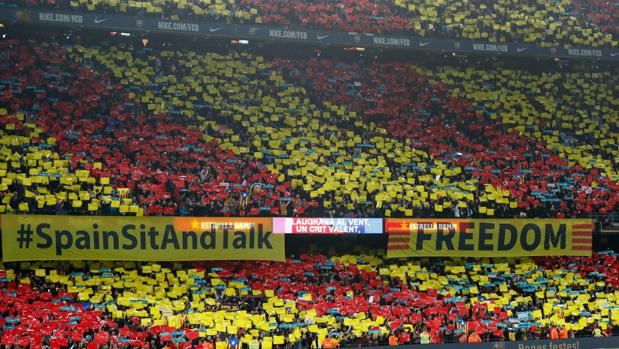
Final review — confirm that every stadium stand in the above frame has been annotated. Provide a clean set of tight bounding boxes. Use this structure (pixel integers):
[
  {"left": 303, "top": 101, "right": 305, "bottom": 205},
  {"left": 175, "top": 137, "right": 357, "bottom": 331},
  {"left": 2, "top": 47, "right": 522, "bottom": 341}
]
[
  {"left": 73, "top": 42, "right": 451, "bottom": 219},
  {"left": 0, "top": 39, "right": 141, "bottom": 215},
  {"left": 0, "top": 37, "right": 617, "bottom": 218},
  {"left": 0, "top": 2, "right": 617, "bottom": 348},
  {"left": 426, "top": 62, "right": 618, "bottom": 216},
  {"left": 0, "top": 38, "right": 294, "bottom": 217},
  {"left": 273, "top": 57, "right": 619, "bottom": 218},
  {"left": 0, "top": 251, "right": 617, "bottom": 347},
  {"left": 60, "top": 42, "right": 619, "bottom": 218},
  {"left": 12, "top": 0, "right": 618, "bottom": 47},
  {"left": 572, "top": 0, "right": 619, "bottom": 37}
]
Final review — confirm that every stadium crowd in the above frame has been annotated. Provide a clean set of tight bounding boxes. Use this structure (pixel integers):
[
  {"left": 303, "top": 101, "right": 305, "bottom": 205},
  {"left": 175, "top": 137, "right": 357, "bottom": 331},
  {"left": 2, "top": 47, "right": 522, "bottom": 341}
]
[
  {"left": 10, "top": 0, "right": 618, "bottom": 48},
  {"left": 0, "top": 38, "right": 294, "bottom": 217},
  {"left": 0, "top": 4, "right": 617, "bottom": 349},
  {"left": 272, "top": 56, "right": 619, "bottom": 218},
  {"left": 572, "top": 0, "right": 619, "bottom": 37},
  {"left": 0, "top": 36, "right": 617, "bottom": 218},
  {"left": 0, "top": 251, "right": 617, "bottom": 348}
]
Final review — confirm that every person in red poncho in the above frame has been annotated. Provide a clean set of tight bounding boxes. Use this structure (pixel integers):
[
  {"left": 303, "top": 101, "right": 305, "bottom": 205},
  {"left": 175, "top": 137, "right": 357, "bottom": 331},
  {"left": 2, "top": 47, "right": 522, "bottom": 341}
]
[
  {"left": 388, "top": 333, "right": 399, "bottom": 346},
  {"left": 399, "top": 329, "right": 411, "bottom": 344},
  {"left": 321, "top": 335, "right": 339, "bottom": 348},
  {"left": 550, "top": 326, "right": 559, "bottom": 339}
]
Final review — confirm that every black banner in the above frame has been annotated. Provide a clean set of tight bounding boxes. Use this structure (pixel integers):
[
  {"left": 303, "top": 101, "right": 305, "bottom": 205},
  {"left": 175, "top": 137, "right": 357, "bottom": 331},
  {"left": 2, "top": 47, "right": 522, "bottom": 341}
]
[{"left": 1, "top": 5, "right": 618, "bottom": 61}]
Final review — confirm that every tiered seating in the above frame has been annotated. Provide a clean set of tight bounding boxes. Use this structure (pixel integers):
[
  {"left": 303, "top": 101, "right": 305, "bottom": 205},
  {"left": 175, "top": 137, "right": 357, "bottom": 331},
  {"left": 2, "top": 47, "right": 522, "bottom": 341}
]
[
  {"left": 71, "top": 42, "right": 527, "bottom": 218},
  {"left": 0, "top": 39, "right": 294, "bottom": 216},
  {"left": 423, "top": 63, "right": 618, "bottom": 216},
  {"left": 15, "top": 0, "right": 618, "bottom": 47},
  {"left": 1, "top": 251, "right": 617, "bottom": 347},
  {"left": 572, "top": 0, "right": 619, "bottom": 36},
  {"left": 272, "top": 57, "right": 618, "bottom": 217},
  {"left": 0, "top": 39, "right": 139, "bottom": 215},
  {"left": 1, "top": 38, "right": 617, "bottom": 217}
]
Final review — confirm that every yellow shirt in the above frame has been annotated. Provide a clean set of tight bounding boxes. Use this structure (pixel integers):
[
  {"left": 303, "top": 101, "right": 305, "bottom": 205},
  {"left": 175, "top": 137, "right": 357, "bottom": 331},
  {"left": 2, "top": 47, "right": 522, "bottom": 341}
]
[
  {"left": 248, "top": 340, "right": 260, "bottom": 349},
  {"left": 420, "top": 332, "right": 430, "bottom": 344}
]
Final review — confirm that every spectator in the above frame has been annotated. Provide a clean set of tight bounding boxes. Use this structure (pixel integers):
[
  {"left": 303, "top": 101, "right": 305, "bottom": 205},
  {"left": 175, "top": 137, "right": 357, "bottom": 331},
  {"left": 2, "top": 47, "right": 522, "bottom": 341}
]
[{"left": 468, "top": 331, "right": 482, "bottom": 343}]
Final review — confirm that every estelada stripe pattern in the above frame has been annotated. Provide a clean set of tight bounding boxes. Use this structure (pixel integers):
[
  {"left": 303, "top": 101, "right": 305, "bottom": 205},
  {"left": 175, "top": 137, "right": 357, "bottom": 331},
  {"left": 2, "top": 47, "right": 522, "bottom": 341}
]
[
  {"left": 571, "top": 223, "right": 593, "bottom": 251},
  {"left": 386, "top": 220, "right": 411, "bottom": 250}
]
